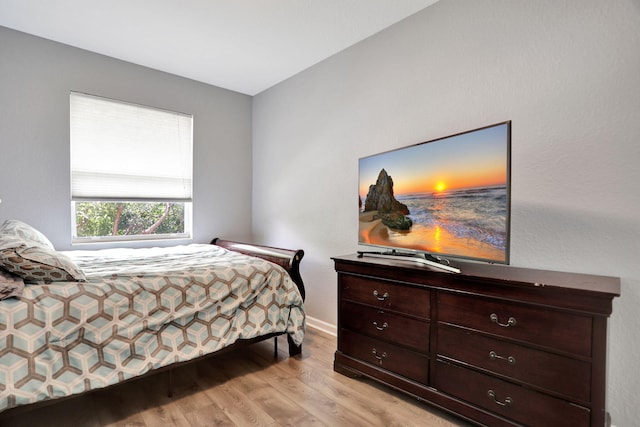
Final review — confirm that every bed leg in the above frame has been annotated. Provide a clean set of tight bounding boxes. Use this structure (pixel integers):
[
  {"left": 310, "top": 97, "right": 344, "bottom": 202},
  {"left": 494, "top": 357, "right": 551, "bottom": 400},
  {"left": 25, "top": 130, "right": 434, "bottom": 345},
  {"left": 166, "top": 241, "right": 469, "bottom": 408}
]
[
  {"left": 287, "top": 335, "right": 302, "bottom": 356},
  {"left": 273, "top": 336, "right": 278, "bottom": 358},
  {"left": 167, "top": 369, "right": 173, "bottom": 398}
]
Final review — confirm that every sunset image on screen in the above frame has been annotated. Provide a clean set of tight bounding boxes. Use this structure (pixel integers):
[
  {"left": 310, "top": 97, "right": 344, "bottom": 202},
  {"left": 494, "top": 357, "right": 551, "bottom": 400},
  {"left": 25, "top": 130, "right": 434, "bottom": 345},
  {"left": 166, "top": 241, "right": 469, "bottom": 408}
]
[{"left": 358, "top": 123, "right": 510, "bottom": 263}]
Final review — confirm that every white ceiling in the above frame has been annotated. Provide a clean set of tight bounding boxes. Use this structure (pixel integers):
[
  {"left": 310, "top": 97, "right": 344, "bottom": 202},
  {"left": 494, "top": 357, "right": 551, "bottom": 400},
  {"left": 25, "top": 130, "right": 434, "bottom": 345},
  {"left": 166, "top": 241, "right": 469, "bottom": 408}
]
[{"left": 0, "top": 0, "right": 439, "bottom": 95}]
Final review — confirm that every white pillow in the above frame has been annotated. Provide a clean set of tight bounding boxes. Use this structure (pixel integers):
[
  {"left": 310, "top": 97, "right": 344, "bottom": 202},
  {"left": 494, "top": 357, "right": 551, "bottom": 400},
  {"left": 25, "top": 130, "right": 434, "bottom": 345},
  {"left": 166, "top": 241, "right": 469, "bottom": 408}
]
[{"left": 0, "top": 219, "right": 55, "bottom": 249}]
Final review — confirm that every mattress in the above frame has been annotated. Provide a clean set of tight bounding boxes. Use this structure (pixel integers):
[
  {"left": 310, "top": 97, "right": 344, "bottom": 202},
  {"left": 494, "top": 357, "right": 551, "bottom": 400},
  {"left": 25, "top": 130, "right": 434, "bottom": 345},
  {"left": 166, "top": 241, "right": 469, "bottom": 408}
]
[{"left": 0, "top": 244, "right": 305, "bottom": 412}]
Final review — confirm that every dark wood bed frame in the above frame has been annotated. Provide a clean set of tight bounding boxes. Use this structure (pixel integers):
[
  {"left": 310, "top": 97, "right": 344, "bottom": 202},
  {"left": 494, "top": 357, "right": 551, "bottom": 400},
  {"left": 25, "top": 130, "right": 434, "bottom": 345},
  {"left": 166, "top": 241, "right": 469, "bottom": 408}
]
[
  {"left": 0, "top": 238, "right": 306, "bottom": 420},
  {"left": 210, "top": 238, "right": 306, "bottom": 358}
]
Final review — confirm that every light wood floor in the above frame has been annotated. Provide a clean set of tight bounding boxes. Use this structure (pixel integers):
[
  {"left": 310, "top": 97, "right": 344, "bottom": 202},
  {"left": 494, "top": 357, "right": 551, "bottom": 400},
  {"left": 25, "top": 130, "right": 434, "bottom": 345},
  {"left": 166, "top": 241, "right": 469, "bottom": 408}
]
[{"left": 2, "top": 328, "right": 471, "bottom": 426}]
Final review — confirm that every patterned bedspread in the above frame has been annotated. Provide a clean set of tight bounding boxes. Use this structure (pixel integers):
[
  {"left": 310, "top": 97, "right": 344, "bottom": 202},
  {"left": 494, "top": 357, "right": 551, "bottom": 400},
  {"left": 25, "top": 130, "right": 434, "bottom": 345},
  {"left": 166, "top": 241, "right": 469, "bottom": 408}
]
[{"left": 0, "top": 244, "right": 305, "bottom": 413}]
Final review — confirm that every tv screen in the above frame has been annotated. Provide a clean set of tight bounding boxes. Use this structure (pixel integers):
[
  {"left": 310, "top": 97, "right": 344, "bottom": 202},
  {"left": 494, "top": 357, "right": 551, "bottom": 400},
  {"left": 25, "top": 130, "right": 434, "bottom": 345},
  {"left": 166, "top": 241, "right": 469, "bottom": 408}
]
[{"left": 358, "top": 121, "right": 511, "bottom": 265}]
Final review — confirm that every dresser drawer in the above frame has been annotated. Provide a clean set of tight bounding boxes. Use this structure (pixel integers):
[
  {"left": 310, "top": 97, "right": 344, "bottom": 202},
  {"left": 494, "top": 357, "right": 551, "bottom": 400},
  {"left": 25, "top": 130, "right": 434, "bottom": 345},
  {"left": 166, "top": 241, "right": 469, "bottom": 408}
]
[
  {"left": 438, "top": 292, "right": 592, "bottom": 356},
  {"left": 437, "top": 324, "right": 590, "bottom": 402},
  {"left": 341, "top": 300, "right": 429, "bottom": 353},
  {"left": 339, "top": 329, "right": 429, "bottom": 384},
  {"left": 340, "top": 274, "right": 429, "bottom": 318},
  {"left": 433, "top": 360, "right": 590, "bottom": 427}
]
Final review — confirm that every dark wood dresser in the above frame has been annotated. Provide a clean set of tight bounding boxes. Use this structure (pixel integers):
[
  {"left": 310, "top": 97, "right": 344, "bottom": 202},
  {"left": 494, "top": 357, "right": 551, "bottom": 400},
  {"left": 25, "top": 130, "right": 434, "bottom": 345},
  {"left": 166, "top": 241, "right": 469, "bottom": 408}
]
[{"left": 333, "top": 254, "right": 620, "bottom": 427}]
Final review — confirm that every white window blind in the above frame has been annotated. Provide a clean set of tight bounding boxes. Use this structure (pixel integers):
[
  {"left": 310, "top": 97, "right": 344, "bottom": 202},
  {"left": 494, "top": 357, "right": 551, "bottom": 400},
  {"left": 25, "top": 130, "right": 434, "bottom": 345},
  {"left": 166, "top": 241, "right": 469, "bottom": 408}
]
[{"left": 70, "top": 92, "right": 193, "bottom": 201}]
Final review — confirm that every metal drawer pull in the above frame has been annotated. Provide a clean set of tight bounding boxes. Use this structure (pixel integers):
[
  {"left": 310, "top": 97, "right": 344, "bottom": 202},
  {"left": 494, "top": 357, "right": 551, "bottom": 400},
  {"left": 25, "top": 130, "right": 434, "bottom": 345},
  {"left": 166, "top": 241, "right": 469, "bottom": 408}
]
[
  {"left": 490, "top": 313, "right": 517, "bottom": 327},
  {"left": 489, "top": 351, "right": 516, "bottom": 365},
  {"left": 371, "top": 348, "right": 387, "bottom": 363},
  {"left": 373, "top": 290, "right": 390, "bottom": 301},
  {"left": 373, "top": 321, "right": 389, "bottom": 331},
  {"left": 488, "top": 390, "right": 513, "bottom": 406}
]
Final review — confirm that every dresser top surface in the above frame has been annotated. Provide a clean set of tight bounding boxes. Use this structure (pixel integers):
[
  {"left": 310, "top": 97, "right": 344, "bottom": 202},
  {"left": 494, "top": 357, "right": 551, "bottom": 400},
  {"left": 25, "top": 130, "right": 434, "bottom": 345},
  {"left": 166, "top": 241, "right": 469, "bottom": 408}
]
[{"left": 332, "top": 254, "right": 621, "bottom": 297}]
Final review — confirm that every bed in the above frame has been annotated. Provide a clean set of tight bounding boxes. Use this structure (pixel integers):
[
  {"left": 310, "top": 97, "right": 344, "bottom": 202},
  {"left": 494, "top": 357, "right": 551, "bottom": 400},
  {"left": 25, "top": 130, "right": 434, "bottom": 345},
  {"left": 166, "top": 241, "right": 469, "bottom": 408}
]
[{"left": 0, "top": 220, "right": 306, "bottom": 417}]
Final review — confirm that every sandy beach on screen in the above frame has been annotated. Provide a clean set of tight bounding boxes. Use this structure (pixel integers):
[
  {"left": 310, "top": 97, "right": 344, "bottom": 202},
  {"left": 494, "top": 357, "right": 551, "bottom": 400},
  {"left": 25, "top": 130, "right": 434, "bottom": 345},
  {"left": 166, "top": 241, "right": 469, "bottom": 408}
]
[
  {"left": 358, "top": 211, "right": 388, "bottom": 240},
  {"left": 359, "top": 211, "right": 504, "bottom": 261}
]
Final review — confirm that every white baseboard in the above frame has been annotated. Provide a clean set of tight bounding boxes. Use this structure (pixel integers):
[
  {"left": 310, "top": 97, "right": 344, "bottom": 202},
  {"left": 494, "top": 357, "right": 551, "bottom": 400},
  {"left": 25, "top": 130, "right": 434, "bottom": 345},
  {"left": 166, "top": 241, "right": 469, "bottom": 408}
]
[{"left": 306, "top": 315, "right": 337, "bottom": 336}]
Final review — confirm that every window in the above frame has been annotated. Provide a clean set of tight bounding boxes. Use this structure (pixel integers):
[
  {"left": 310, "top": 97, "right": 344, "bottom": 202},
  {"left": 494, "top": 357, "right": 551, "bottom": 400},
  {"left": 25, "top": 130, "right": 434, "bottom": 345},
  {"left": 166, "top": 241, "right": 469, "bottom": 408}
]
[{"left": 70, "top": 92, "right": 193, "bottom": 243}]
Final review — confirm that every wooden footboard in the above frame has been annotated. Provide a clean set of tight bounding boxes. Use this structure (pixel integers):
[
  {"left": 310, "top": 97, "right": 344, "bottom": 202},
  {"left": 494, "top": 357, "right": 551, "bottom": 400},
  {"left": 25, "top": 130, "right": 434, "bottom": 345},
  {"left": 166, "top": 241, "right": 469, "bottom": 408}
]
[
  {"left": 211, "top": 238, "right": 305, "bottom": 301},
  {"left": 211, "top": 238, "right": 306, "bottom": 357}
]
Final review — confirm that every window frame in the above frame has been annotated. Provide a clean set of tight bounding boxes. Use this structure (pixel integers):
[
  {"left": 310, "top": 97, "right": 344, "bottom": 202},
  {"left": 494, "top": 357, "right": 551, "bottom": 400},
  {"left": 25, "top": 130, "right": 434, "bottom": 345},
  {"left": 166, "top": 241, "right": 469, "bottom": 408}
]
[
  {"left": 69, "top": 92, "right": 194, "bottom": 244},
  {"left": 71, "top": 201, "right": 193, "bottom": 244}
]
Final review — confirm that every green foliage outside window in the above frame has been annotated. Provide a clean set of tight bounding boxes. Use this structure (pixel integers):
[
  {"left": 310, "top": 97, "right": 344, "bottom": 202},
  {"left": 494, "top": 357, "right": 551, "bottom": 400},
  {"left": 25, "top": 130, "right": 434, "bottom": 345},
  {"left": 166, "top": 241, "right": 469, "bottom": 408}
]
[{"left": 75, "top": 202, "right": 186, "bottom": 238}]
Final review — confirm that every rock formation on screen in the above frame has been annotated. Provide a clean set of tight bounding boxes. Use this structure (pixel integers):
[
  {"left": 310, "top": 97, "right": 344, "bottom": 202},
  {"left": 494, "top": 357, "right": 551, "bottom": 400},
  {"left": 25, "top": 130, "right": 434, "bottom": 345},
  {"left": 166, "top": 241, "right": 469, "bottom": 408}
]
[{"left": 363, "top": 169, "right": 412, "bottom": 230}]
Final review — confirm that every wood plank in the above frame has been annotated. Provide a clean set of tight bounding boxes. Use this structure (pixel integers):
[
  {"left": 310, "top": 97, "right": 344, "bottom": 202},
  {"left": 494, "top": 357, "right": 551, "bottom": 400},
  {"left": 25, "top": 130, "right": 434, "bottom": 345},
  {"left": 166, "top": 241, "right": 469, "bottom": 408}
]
[{"left": 1, "top": 328, "right": 470, "bottom": 426}]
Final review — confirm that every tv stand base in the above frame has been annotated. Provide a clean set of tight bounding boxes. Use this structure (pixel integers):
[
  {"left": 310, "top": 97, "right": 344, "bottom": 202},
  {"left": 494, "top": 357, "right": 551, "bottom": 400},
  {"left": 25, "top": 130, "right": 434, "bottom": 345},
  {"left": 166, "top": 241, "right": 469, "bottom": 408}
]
[{"left": 357, "top": 250, "right": 461, "bottom": 273}]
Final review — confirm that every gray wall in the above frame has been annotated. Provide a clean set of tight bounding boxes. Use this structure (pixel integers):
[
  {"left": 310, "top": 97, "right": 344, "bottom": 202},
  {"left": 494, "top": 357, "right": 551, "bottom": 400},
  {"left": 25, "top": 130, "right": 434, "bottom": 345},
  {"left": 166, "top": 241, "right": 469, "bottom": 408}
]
[
  {"left": 2, "top": 0, "right": 639, "bottom": 424},
  {"left": 0, "top": 26, "right": 253, "bottom": 249},
  {"left": 252, "top": 0, "right": 640, "bottom": 425}
]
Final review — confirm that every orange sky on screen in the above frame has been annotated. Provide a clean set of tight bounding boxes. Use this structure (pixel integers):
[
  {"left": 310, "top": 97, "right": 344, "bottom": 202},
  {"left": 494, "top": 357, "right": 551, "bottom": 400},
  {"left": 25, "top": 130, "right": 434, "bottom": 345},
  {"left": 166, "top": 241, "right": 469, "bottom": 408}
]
[{"left": 395, "top": 169, "right": 505, "bottom": 195}]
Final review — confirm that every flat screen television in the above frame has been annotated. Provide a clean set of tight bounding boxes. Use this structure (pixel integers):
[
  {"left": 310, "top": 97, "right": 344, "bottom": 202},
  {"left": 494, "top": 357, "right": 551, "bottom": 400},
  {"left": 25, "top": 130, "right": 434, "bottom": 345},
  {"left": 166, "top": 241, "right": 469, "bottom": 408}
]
[{"left": 358, "top": 121, "right": 511, "bottom": 267}]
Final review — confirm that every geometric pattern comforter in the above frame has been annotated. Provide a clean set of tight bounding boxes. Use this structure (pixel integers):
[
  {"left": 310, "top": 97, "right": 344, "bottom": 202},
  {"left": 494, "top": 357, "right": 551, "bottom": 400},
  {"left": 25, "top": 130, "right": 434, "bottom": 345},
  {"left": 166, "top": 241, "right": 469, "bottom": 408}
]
[{"left": 0, "top": 244, "right": 305, "bottom": 413}]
